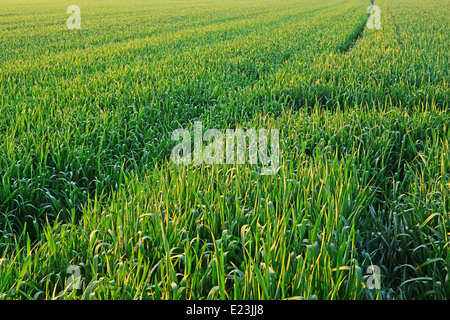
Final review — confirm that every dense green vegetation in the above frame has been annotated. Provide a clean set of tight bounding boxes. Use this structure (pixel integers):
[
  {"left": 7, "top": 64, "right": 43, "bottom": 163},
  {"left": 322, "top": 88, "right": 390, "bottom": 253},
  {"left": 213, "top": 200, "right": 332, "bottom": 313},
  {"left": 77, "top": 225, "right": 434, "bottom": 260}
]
[{"left": 0, "top": 0, "right": 448, "bottom": 299}]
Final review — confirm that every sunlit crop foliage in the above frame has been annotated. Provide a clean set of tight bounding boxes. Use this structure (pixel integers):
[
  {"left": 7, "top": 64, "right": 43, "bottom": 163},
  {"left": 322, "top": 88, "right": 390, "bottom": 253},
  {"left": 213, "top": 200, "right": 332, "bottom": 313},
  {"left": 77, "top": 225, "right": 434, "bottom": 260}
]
[{"left": 0, "top": 0, "right": 448, "bottom": 300}]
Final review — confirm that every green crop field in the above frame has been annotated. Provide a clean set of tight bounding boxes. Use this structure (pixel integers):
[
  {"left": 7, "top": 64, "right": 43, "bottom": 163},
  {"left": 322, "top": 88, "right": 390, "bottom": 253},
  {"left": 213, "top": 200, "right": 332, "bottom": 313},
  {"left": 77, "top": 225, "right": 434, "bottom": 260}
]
[{"left": 0, "top": 0, "right": 448, "bottom": 300}]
